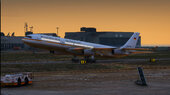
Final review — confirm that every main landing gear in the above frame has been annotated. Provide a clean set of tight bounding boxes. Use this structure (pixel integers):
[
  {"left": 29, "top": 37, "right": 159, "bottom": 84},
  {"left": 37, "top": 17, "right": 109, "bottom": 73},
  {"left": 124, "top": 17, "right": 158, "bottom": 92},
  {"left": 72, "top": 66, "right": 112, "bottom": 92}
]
[{"left": 72, "top": 56, "right": 96, "bottom": 64}]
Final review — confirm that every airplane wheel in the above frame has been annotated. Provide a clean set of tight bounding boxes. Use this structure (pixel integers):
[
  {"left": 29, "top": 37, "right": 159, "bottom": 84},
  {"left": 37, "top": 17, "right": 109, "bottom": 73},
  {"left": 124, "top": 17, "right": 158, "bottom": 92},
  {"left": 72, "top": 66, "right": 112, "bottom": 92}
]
[
  {"left": 92, "top": 60, "right": 96, "bottom": 63},
  {"left": 86, "top": 59, "right": 96, "bottom": 64},
  {"left": 24, "top": 77, "right": 29, "bottom": 85},
  {"left": 17, "top": 78, "right": 21, "bottom": 86}
]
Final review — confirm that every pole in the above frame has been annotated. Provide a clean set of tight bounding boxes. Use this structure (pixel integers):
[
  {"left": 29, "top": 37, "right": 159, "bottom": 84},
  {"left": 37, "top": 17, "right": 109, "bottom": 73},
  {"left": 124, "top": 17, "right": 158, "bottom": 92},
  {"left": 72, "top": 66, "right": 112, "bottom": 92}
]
[{"left": 56, "top": 27, "right": 59, "bottom": 37}]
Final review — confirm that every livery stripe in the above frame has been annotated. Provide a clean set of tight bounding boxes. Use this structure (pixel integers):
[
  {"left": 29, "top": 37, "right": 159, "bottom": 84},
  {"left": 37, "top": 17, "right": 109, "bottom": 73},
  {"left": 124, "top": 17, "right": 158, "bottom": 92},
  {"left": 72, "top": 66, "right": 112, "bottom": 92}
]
[{"left": 23, "top": 38, "right": 90, "bottom": 49}]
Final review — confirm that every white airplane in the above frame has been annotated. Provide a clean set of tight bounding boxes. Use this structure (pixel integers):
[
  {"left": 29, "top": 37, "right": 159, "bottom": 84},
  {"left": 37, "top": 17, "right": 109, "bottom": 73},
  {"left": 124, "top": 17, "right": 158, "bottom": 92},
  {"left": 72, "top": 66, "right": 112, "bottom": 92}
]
[{"left": 22, "top": 32, "right": 151, "bottom": 63}]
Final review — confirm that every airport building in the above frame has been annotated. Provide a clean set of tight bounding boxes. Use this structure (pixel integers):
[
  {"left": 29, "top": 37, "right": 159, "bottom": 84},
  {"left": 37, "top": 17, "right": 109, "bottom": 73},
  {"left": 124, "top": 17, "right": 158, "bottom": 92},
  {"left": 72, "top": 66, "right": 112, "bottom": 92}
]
[
  {"left": 1, "top": 36, "right": 28, "bottom": 50},
  {"left": 65, "top": 27, "right": 141, "bottom": 47},
  {"left": 0, "top": 23, "right": 58, "bottom": 51},
  {"left": 0, "top": 33, "right": 58, "bottom": 51}
]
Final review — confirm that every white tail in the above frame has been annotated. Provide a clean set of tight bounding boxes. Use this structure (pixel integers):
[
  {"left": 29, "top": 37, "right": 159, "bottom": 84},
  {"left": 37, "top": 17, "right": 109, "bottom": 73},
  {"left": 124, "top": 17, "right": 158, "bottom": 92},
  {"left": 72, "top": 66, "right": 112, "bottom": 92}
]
[{"left": 120, "top": 32, "right": 140, "bottom": 49}]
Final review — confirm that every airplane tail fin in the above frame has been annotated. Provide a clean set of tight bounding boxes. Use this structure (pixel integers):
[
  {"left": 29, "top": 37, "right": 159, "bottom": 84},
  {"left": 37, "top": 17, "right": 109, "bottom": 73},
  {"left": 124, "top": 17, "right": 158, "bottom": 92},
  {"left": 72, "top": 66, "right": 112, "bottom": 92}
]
[{"left": 120, "top": 32, "right": 140, "bottom": 49}]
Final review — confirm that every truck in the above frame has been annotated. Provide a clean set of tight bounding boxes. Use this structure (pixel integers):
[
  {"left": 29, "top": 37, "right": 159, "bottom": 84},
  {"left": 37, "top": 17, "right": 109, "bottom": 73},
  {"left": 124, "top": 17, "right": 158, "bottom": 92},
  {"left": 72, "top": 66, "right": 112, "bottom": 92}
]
[{"left": 1, "top": 72, "right": 33, "bottom": 87}]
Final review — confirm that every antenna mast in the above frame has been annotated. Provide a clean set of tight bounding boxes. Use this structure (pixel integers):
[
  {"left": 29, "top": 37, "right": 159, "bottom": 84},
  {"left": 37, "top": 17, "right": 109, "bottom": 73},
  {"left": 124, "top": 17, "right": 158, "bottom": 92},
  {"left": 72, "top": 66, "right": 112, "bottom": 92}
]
[
  {"left": 24, "top": 22, "right": 28, "bottom": 32},
  {"left": 56, "top": 27, "right": 59, "bottom": 37}
]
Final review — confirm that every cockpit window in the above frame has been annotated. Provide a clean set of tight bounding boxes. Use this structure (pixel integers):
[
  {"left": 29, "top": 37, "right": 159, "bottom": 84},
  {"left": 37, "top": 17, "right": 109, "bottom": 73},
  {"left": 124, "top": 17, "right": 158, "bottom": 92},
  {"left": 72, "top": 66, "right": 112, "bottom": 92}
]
[{"left": 26, "top": 36, "right": 32, "bottom": 38}]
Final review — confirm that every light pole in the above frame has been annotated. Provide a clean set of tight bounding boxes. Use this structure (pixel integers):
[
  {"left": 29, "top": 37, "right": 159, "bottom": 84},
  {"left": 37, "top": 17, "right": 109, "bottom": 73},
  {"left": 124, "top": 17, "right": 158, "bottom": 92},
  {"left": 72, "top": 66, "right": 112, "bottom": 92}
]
[{"left": 56, "top": 27, "right": 59, "bottom": 37}]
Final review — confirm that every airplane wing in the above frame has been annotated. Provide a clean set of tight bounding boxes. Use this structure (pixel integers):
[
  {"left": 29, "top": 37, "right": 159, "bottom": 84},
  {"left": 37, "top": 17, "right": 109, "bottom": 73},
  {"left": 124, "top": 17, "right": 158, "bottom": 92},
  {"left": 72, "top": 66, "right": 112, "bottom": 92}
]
[
  {"left": 70, "top": 47, "right": 115, "bottom": 51},
  {"left": 69, "top": 47, "right": 154, "bottom": 56},
  {"left": 72, "top": 47, "right": 152, "bottom": 51},
  {"left": 93, "top": 48, "right": 115, "bottom": 50},
  {"left": 68, "top": 47, "right": 115, "bottom": 56},
  {"left": 70, "top": 47, "right": 155, "bottom": 53}
]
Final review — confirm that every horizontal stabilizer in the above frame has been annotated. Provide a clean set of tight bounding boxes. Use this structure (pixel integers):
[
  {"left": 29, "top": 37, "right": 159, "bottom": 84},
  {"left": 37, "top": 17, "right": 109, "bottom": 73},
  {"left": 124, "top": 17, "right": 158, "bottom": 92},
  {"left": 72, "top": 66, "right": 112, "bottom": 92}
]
[
  {"left": 93, "top": 48, "right": 115, "bottom": 50},
  {"left": 130, "top": 51, "right": 154, "bottom": 54},
  {"left": 122, "top": 48, "right": 152, "bottom": 51}
]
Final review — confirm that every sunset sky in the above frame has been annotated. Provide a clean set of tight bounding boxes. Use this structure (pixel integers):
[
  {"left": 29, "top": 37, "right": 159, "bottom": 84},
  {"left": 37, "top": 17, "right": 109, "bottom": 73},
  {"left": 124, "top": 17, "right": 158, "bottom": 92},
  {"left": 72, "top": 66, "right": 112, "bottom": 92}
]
[{"left": 1, "top": 0, "right": 170, "bottom": 46}]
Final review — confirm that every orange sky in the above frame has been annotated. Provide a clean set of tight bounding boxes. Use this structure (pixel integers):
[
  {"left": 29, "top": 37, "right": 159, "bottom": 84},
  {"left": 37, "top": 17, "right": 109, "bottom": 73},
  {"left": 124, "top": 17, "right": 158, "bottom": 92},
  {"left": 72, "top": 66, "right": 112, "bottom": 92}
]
[{"left": 1, "top": 0, "right": 170, "bottom": 46}]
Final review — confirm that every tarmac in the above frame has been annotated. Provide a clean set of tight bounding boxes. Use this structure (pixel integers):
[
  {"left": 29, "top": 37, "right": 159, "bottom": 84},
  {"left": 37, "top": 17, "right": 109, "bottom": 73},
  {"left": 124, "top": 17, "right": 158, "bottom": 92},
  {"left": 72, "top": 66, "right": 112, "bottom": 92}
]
[
  {"left": 1, "top": 53, "right": 170, "bottom": 95},
  {"left": 1, "top": 65, "right": 170, "bottom": 95}
]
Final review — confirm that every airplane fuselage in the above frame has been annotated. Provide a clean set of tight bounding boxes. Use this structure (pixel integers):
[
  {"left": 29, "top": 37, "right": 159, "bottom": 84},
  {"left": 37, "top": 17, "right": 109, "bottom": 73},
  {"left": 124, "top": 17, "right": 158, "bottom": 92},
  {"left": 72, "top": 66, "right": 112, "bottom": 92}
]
[
  {"left": 22, "top": 32, "right": 143, "bottom": 59},
  {"left": 22, "top": 34, "right": 127, "bottom": 57}
]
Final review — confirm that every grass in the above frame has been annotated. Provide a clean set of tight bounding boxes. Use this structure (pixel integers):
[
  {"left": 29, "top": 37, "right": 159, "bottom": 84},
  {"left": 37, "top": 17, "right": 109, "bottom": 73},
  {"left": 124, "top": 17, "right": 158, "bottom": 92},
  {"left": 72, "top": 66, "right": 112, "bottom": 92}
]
[
  {"left": 1, "top": 63, "right": 121, "bottom": 75},
  {"left": 124, "top": 51, "right": 170, "bottom": 59},
  {"left": 1, "top": 51, "right": 170, "bottom": 63},
  {"left": 1, "top": 50, "right": 170, "bottom": 75},
  {"left": 1, "top": 52, "right": 72, "bottom": 63}
]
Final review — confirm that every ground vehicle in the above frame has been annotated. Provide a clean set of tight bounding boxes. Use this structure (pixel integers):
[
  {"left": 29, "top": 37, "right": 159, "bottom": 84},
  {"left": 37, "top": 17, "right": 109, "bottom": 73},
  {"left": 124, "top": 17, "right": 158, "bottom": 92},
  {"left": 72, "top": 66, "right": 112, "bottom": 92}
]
[{"left": 1, "top": 72, "right": 33, "bottom": 86}]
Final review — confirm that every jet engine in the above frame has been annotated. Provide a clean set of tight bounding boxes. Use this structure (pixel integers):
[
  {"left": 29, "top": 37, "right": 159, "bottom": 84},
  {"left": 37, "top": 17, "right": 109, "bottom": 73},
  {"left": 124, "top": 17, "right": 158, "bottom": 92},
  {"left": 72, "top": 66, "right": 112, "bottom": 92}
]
[
  {"left": 112, "top": 49, "right": 125, "bottom": 55},
  {"left": 82, "top": 49, "right": 94, "bottom": 55}
]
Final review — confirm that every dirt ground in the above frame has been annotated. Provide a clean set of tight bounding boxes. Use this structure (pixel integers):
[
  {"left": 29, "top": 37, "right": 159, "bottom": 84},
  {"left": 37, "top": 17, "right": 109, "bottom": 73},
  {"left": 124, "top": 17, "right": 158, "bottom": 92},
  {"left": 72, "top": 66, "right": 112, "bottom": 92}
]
[{"left": 1, "top": 68, "right": 170, "bottom": 95}]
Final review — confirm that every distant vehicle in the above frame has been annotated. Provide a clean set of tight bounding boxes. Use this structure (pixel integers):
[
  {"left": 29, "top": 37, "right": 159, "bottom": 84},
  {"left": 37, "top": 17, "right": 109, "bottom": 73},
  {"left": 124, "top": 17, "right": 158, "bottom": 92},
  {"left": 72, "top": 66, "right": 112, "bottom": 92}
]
[
  {"left": 1, "top": 72, "right": 33, "bottom": 86},
  {"left": 22, "top": 32, "right": 152, "bottom": 63}
]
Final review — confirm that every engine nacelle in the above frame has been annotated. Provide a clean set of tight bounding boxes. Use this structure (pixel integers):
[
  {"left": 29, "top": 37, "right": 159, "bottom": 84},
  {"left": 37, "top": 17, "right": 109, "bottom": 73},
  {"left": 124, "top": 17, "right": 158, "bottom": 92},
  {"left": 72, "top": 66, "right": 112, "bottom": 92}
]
[
  {"left": 82, "top": 49, "right": 94, "bottom": 55},
  {"left": 112, "top": 49, "right": 125, "bottom": 55},
  {"left": 50, "top": 50, "right": 55, "bottom": 54}
]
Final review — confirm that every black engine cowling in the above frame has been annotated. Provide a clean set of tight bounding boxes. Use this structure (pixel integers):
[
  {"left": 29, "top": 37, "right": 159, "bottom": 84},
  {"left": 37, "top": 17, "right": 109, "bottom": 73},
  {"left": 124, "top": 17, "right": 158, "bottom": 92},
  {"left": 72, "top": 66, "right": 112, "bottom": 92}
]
[
  {"left": 82, "top": 49, "right": 94, "bottom": 55},
  {"left": 112, "top": 49, "right": 124, "bottom": 55}
]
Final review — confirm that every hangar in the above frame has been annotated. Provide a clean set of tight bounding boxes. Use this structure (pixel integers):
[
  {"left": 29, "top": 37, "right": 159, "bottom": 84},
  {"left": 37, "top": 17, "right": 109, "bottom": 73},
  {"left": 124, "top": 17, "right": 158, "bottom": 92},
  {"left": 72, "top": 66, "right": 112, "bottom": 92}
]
[{"left": 65, "top": 27, "right": 141, "bottom": 47}]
